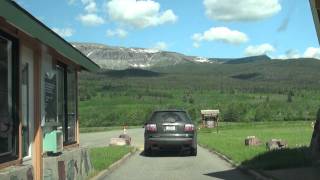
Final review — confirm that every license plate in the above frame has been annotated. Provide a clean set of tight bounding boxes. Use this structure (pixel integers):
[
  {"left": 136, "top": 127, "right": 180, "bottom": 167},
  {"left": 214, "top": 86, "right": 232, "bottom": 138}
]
[{"left": 165, "top": 126, "right": 176, "bottom": 131}]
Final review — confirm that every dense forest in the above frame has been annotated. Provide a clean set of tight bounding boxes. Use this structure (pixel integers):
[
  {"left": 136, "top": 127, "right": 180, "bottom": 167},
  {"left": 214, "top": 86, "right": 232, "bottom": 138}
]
[{"left": 78, "top": 58, "right": 320, "bottom": 127}]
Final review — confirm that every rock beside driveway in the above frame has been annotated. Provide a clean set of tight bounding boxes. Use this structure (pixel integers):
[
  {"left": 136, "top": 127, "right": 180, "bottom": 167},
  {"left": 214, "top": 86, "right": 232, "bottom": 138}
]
[
  {"left": 119, "top": 134, "right": 131, "bottom": 145},
  {"left": 266, "top": 139, "right": 288, "bottom": 151},
  {"left": 110, "top": 138, "right": 127, "bottom": 146},
  {"left": 245, "top": 136, "right": 261, "bottom": 146},
  {"left": 109, "top": 134, "right": 132, "bottom": 146}
]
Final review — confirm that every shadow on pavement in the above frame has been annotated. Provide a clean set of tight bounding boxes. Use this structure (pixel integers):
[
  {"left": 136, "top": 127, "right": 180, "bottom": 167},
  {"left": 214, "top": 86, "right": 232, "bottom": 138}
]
[
  {"left": 264, "top": 166, "right": 320, "bottom": 180},
  {"left": 204, "top": 169, "right": 250, "bottom": 180},
  {"left": 241, "top": 146, "right": 312, "bottom": 170}
]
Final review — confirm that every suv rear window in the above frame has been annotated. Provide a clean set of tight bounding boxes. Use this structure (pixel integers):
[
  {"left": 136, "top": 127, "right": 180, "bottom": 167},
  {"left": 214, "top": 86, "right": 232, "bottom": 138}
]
[{"left": 150, "top": 111, "right": 191, "bottom": 123}]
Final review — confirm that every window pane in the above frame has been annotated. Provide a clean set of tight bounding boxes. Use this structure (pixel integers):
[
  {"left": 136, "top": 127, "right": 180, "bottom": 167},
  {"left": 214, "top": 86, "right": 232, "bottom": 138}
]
[
  {"left": 0, "top": 36, "right": 13, "bottom": 156},
  {"left": 44, "top": 71, "right": 57, "bottom": 124},
  {"left": 57, "top": 66, "right": 65, "bottom": 132},
  {"left": 67, "top": 68, "right": 76, "bottom": 142},
  {"left": 151, "top": 111, "right": 191, "bottom": 123},
  {"left": 21, "top": 63, "right": 30, "bottom": 157}
]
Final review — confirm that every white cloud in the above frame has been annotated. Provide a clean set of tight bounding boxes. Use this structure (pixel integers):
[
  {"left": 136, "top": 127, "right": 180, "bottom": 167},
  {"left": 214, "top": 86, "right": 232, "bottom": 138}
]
[
  {"left": 193, "top": 42, "right": 200, "bottom": 48},
  {"left": 277, "top": 47, "right": 320, "bottom": 60},
  {"left": 81, "top": 0, "right": 98, "bottom": 13},
  {"left": 67, "top": 0, "right": 77, "bottom": 5},
  {"left": 76, "top": 0, "right": 103, "bottom": 26},
  {"left": 192, "top": 27, "right": 248, "bottom": 45},
  {"left": 105, "top": 0, "right": 178, "bottom": 28},
  {"left": 78, "top": 13, "right": 104, "bottom": 26},
  {"left": 245, "top": 43, "right": 275, "bottom": 56},
  {"left": 106, "top": 28, "right": 128, "bottom": 38},
  {"left": 303, "top": 47, "right": 320, "bottom": 59},
  {"left": 204, "top": 0, "right": 281, "bottom": 22},
  {"left": 277, "top": 55, "right": 287, "bottom": 59},
  {"left": 285, "top": 49, "right": 300, "bottom": 58},
  {"left": 152, "top": 41, "right": 168, "bottom": 51},
  {"left": 84, "top": 1, "right": 97, "bottom": 13},
  {"left": 277, "top": 49, "right": 301, "bottom": 59},
  {"left": 52, "top": 27, "right": 74, "bottom": 38},
  {"left": 81, "top": 0, "right": 91, "bottom": 3}
]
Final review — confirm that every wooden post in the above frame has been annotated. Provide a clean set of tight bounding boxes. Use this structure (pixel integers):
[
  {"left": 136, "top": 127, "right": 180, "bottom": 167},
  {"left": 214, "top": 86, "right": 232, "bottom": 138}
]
[
  {"left": 216, "top": 116, "right": 219, "bottom": 134},
  {"left": 310, "top": 0, "right": 320, "bottom": 45},
  {"left": 76, "top": 71, "right": 80, "bottom": 145},
  {"left": 33, "top": 49, "right": 43, "bottom": 180},
  {"left": 18, "top": 43, "right": 22, "bottom": 163}
]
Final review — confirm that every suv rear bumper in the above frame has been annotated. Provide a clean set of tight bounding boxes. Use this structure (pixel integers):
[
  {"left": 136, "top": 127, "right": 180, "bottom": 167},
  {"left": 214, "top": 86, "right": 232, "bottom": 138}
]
[{"left": 145, "top": 137, "right": 196, "bottom": 149}]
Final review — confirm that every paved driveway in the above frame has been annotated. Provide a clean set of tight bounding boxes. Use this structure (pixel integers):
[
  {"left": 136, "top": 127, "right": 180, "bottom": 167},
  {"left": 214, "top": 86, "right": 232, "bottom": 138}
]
[
  {"left": 80, "top": 128, "right": 253, "bottom": 180},
  {"left": 80, "top": 128, "right": 144, "bottom": 149}
]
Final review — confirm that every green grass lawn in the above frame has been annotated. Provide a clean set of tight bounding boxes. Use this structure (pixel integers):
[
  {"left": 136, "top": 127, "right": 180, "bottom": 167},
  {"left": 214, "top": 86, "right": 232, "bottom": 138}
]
[
  {"left": 198, "top": 121, "right": 314, "bottom": 170},
  {"left": 89, "top": 146, "right": 133, "bottom": 177}
]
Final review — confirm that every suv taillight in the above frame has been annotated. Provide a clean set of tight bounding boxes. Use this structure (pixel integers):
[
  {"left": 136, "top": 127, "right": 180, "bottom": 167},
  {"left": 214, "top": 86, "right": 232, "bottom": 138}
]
[
  {"left": 146, "top": 124, "right": 157, "bottom": 132},
  {"left": 184, "top": 124, "right": 194, "bottom": 132}
]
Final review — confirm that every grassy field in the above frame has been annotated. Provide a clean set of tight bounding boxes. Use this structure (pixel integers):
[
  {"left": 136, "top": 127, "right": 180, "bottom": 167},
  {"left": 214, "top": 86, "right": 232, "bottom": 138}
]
[
  {"left": 78, "top": 60, "right": 320, "bottom": 127},
  {"left": 79, "top": 81, "right": 320, "bottom": 127},
  {"left": 89, "top": 146, "right": 133, "bottom": 177},
  {"left": 198, "top": 121, "right": 314, "bottom": 170}
]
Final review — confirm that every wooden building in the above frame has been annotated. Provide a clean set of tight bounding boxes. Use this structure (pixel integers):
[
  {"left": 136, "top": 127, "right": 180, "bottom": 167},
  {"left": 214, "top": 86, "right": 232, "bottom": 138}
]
[
  {"left": 0, "top": 0, "right": 99, "bottom": 179},
  {"left": 310, "top": 0, "right": 320, "bottom": 44},
  {"left": 309, "top": 0, "right": 320, "bottom": 160},
  {"left": 200, "top": 110, "right": 219, "bottom": 128}
]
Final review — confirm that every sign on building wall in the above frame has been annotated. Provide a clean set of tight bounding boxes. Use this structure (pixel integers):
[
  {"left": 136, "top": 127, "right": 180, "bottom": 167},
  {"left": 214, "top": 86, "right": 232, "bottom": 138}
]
[{"left": 44, "top": 72, "right": 57, "bottom": 124}]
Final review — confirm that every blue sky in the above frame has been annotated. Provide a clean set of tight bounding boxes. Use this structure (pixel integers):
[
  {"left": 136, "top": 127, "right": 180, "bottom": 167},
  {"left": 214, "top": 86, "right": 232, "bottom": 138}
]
[{"left": 15, "top": 0, "right": 320, "bottom": 59}]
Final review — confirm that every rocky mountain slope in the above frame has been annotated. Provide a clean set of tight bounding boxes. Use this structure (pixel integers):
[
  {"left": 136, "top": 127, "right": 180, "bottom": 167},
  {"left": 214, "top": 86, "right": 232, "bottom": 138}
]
[{"left": 72, "top": 42, "right": 213, "bottom": 70}]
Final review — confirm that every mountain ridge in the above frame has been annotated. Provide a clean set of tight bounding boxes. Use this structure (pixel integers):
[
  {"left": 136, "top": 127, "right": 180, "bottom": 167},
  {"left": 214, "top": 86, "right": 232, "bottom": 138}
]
[
  {"left": 72, "top": 42, "right": 205, "bottom": 70},
  {"left": 72, "top": 42, "right": 318, "bottom": 70}
]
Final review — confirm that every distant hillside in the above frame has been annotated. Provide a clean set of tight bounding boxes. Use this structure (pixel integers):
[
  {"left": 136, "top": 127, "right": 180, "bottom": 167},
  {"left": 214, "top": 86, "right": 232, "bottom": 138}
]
[
  {"left": 73, "top": 42, "right": 320, "bottom": 88},
  {"left": 100, "top": 69, "right": 161, "bottom": 78},
  {"left": 150, "top": 57, "right": 320, "bottom": 91},
  {"left": 78, "top": 51, "right": 320, "bottom": 127},
  {"left": 223, "top": 55, "right": 271, "bottom": 64},
  {"left": 209, "top": 55, "right": 271, "bottom": 64}
]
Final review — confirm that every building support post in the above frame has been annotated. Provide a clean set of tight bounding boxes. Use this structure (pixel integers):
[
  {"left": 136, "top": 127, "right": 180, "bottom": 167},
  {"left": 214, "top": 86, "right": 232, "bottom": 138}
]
[
  {"left": 76, "top": 71, "right": 80, "bottom": 145},
  {"left": 33, "top": 50, "right": 43, "bottom": 180},
  {"left": 309, "top": 0, "right": 320, "bottom": 161}
]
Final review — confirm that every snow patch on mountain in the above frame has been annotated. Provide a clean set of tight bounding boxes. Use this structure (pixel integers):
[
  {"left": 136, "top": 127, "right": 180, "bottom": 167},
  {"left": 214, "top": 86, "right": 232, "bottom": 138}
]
[
  {"left": 72, "top": 42, "right": 215, "bottom": 70},
  {"left": 193, "top": 57, "right": 212, "bottom": 63},
  {"left": 130, "top": 63, "right": 151, "bottom": 68},
  {"left": 129, "top": 48, "right": 160, "bottom": 54},
  {"left": 87, "top": 50, "right": 95, "bottom": 57}
]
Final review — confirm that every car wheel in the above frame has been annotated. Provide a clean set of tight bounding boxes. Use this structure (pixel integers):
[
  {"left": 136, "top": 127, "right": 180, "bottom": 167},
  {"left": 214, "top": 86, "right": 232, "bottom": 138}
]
[
  {"left": 190, "top": 148, "right": 197, "bottom": 156},
  {"left": 144, "top": 147, "right": 152, "bottom": 156}
]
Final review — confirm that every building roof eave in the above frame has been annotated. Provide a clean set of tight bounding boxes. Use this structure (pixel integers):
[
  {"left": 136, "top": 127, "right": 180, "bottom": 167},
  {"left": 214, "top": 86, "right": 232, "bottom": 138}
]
[{"left": 0, "top": 0, "right": 100, "bottom": 72}]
